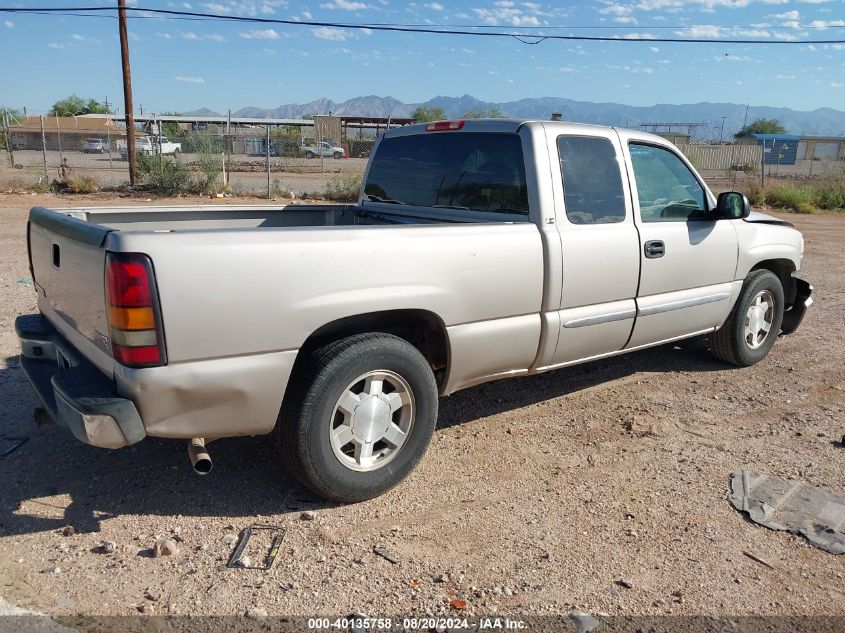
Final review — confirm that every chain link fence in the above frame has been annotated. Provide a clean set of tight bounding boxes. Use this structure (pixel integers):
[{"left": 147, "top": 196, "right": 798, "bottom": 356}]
[
  {"left": 3, "top": 115, "right": 843, "bottom": 197},
  {"left": 1, "top": 115, "right": 377, "bottom": 199}
]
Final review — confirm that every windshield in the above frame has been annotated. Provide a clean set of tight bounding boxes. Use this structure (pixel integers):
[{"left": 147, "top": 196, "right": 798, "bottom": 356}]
[{"left": 364, "top": 132, "right": 529, "bottom": 215}]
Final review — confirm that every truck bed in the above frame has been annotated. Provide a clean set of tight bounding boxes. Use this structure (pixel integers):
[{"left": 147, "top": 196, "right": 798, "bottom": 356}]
[{"left": 51, "top": 203, "right": 470, "bottom": 232}]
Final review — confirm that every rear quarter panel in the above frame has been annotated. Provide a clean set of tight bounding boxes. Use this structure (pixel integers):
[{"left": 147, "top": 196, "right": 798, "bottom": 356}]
[{"left": 107, "top": 223, "right": 545, "bottom": 367}]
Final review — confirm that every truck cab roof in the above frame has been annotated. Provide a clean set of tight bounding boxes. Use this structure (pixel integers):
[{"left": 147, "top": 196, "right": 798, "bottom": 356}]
[{"left": 384, "top": 118, "right": 672, "bottom": 146}]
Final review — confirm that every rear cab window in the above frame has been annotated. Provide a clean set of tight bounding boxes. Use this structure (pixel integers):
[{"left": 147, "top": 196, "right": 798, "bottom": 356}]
[
  {"left": 557, "top": 135, "right": 626, "bottom": 224},
  {"left": 364, "top": 132, "right": 530, "bottom": 217}
]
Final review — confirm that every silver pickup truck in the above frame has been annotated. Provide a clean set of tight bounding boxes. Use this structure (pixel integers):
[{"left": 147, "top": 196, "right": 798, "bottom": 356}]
[{"left": 16, "top": 119, "right": 812, "bottom": 502}]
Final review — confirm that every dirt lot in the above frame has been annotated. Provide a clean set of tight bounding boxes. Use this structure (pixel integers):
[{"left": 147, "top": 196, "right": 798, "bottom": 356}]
[{"left": 0, "top": 193, "right": 843, "bottom": 624}]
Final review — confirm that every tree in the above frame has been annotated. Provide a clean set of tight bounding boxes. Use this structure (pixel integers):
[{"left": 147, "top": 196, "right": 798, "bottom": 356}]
[
  {"left": 1, "top": 106, "right": 24, "bottom": 123},
  {"left": 411, "top": 106, "right": 446, "bottom": 122},
  {"left": 734, "top": 118, "right": 787, "bottom": 139},
  {"left": 49, "top": 95, "right": 111, "bottom": 116},
  {"left": 461, "top": 106, "right": 506, "bottom": 119},
  {"left": 158, "top": 112, "right": 185, "bottom": 138}
]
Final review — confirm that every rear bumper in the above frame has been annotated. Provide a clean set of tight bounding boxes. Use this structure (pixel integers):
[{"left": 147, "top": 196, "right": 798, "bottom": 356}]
[
  {"left": 15, "top": 314, "right": 145, "bottom": 449},
  {"left": 781, "top": 277, "right": 813, "bottom": 336}
]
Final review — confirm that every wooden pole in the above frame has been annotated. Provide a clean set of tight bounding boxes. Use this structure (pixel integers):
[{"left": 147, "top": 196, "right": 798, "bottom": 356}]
[
  {"left": 39, "top": 115, "right": 49, "bottom": 184},
  {"left": 118, "top": 0, "right": 138, "bottom": 185}
]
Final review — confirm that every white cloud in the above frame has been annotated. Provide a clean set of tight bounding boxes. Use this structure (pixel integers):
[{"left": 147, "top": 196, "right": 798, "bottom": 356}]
[
  {"left": 649, "top": 45, "right": 660, "bottom": 52},
  {"left": 830, "top": 82, "right": 844, "bottom": 88},
  {"left": 69, "top": 33, "right": 100, "bottom": 43},
  {"left": 472, "top": 4, "right": 545, "bottom": 26},
  {"left": 775, "top": 74, "right": 796, "bottom": 79},
  {"left": 4, "top": 20, "right": 14, "bottom": 28},
  {"left": 772, "top": 9, "right": 799, "bottom": 19},
  {"left": 48, "top": 43, "right": 65, "bottom": 49},
  {"left": 312, "top": 26, "right": 348, "bottom": 41},
  {"left": 205, "top": 33, "right": 227, "bottom": 41},
  {"left": 615, "top": 16, "right": 638, "bottom": 23},
  {"left": 320, "top": 0, "right": 368, "bottom": 9},
  {"left": 202, "top": 1, "right": 287, "bottom": 16},
  {"left": 156, "top": 32, "right": 172, "bottom": 39},
  {"left": 426, "top": 2, "right": 444, "bottom": 9},
  {"left": 599, "top": 3, "right": 633, "bottom": 16},
  {"left": 175, "top": 75, "right": 205, "bottom": 83},
  {"left": 239, "top": 28, "right": 280, "bottom": 39},
  {"left": 807, "top": 19, "right": 845, "bottom": 28},
  {"left": 182, "top": 31, "right": 199, "bottom": 40},
  {"left": 611, "top": 32, "right": 657, "bottom": 39},
  {"left": 302, "top": 10, "right": 312, "bottom": 18}
]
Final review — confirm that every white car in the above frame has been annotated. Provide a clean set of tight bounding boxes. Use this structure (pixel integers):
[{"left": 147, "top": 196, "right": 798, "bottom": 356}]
[
  {"left": 301, "top": 141, "right": 345, "bottom": 159},
  {"left": 82, "top": 138, "right": 109, "bottom": 154},
  {"left": 119, "top": 136, "right": 182, "bottom": 159}
]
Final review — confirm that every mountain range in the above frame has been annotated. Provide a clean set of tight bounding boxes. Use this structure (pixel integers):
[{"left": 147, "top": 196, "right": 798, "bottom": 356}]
[{"left": 184, "top": 95, "right": 845, "bottom": 137}]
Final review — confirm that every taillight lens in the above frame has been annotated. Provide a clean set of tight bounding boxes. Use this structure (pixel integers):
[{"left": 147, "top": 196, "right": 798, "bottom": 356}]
[
  {"left": 426, "top": 120, "right": 465, "bottom": 131},
  {"left": 105, "top": 252, "right": 166, "bottom": 368}
]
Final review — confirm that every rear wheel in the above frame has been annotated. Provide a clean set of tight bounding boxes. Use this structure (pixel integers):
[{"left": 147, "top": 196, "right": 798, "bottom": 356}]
[
  {"left": 278, "top": 333, "right": 438, "bottom": 502},
  {"left": 305, "top": 151, "right": 315, "bottom": 159},
  {"left": 710, "top": 269, "right": 784, "bottom": 367},
  {"left": 333, "top": 151, "right": 343, "bottom": 159}
]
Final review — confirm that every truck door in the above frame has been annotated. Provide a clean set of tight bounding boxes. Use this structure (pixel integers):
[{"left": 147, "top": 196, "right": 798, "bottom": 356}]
[
  {"left": 549, "top": 131, "right": 641, "bottom": 365},
  {"left": 619, "top": 137, "right": 739, "bottom": 348}
]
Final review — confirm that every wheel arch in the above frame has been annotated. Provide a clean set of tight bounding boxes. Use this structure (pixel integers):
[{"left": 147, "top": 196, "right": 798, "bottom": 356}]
[
  {"left": 292, "top": 309, "right": 451, "bottom": 392},
  {"left": 750, "top": 258, "right": 797, "bottom": 304}
]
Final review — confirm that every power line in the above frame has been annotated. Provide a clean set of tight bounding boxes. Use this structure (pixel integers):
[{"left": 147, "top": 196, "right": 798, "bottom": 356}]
[
  {"left": 2, "top": 6, "right": 844, "bottom": 44},
  {"left": 5, "top": 8, "right": 844, "bottom": 30}
]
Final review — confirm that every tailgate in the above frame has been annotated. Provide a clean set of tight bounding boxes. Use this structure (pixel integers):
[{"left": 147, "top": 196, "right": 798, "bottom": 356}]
[{"left": 28, "top": 206, "right": 115, "bottom": 374}]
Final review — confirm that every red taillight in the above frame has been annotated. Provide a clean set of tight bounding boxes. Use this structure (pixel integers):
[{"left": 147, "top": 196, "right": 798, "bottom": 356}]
[
  {"left": 106, "top": 258, "right": 153, "bottom": 307},
  {"left": 105, "top": 252, "right": 166, "bottom": 368},
  {"left": 112, "top": 343, "right": 161, "bottom": 366},
  {"left": 426, "top": 120, "right": 465, "bottom": 131}
]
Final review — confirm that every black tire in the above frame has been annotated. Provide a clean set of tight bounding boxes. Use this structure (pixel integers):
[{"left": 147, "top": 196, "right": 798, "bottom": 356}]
[
  {"left": 278, "top": 333, "right": 438, "bottom": 503},
  {"left": 305, "top": 151, "right": 315, "bottom": 159},
  {"left": 710, "top": 269, "right": 785, "bottom": 367},
  {"left": 333, "top": 151, "right": 342, "bottom": 159}
]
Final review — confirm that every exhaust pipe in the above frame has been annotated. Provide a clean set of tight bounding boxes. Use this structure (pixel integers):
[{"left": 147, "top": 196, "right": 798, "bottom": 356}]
[{"left": 188, "top": 437, "right": 213, "bottom": 475}]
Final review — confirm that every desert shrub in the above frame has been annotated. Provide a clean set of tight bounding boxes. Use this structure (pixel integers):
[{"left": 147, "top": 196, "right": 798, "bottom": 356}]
[
  {"left": 744, "top": 182, "right": 765, "bottom": 206},
  {"left": 321, "top": 174, "right": 362, "bottom": 202},
  {"left": 66, "top": 175, "right": 97, "bottom": 194},
  {"left": 270, "top": 178, "right": 295, "bottom": 199},
  {"left": 192, "top": 136, "right": 224, "bottom": 195},
  {"left": 138, "top": 154, "right": 190, "bottom": 195},
  {"left": 810, "top": 181, "right": 845, "bottom": 211},
  {"left": 765, "top": 184, "right": 815, "bottom": 214}
]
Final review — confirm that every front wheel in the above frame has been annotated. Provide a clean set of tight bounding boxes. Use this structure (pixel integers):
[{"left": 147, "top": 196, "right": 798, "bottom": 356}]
[
  {"left": 333, "top": 151, "right": 342, "bottom": 159},
  {"left": 304, "top": 151, "right": 315, "bottom": 159},
  {"left": 278, "top": 333, "right": 438, "bottom": 502},
  {"left": 710, "top": 269, "right": 784, "bottom": 367}
]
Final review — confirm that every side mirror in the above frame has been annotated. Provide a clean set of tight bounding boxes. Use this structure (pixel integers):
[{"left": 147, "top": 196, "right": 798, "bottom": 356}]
[{"left": 716, "top": 191, "right": 752, "bottom": 220}]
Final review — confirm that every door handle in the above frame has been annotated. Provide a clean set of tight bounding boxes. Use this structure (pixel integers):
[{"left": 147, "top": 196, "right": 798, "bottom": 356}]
[{"left": 644, "top": 240, "right": 665, "bottom": 259}]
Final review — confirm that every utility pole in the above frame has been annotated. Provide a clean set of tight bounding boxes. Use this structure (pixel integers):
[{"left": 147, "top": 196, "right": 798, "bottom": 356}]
[
  {"left": 719, "top": 116, "right": 726, "bottom": 144},
  {"left": 118, "top": 0, "right": 138, "bottom": 185}
]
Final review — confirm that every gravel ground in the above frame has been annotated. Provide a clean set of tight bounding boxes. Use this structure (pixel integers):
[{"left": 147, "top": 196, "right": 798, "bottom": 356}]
[{"left": 0, "top": 192, "right": 843, "bottom": 622}]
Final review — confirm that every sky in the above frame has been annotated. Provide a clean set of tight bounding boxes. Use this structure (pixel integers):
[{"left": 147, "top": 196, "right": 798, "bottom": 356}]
[{"left": 0, "top": 0, "right": 843, "bottom": 115}]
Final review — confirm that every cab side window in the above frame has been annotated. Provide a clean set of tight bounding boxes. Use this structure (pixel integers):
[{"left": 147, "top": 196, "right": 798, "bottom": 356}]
[
  {"left": 557, "top": 136, "right": 626, "bottom": 224},
  {"left": 629, "top": 143, "right": 710, "bottom": 222}
]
